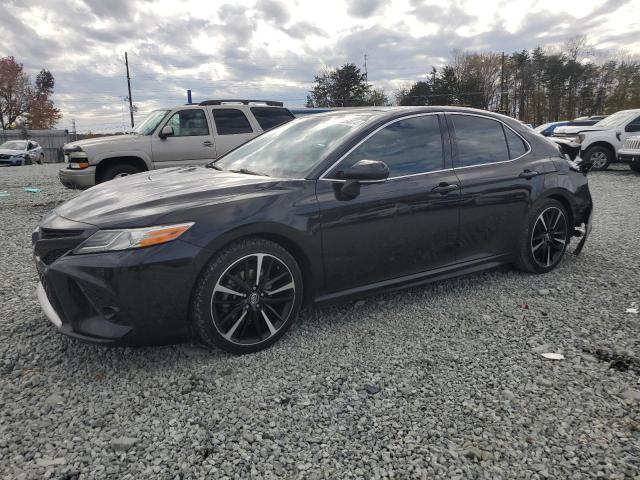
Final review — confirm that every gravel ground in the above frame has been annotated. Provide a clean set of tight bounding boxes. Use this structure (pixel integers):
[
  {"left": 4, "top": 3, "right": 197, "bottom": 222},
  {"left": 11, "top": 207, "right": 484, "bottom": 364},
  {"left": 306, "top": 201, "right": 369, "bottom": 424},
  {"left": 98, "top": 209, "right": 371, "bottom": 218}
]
[{"left": 1, "top": 163, "right": 639, "bottom": 479}]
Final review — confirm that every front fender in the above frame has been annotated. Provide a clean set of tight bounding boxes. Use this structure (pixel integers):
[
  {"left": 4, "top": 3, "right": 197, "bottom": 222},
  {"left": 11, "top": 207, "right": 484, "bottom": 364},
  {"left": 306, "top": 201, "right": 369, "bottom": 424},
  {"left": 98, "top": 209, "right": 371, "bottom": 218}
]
[{"left": 93, "top": 150, "right": 153, "bottom": 169}]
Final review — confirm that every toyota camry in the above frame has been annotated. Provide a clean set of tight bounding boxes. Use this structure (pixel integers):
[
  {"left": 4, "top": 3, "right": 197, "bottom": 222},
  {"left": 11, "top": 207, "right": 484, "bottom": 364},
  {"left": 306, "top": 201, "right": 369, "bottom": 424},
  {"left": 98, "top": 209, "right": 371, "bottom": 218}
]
[{"left": 33, "top": 107, "right": 593, "bottom": 353}]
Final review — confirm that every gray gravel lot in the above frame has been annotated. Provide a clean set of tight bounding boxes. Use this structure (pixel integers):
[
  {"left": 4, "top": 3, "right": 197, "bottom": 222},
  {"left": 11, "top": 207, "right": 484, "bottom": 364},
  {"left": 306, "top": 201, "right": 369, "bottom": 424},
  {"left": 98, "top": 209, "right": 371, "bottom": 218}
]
[{"left": 1, "top": 163, "right": 639, "bottom": 479}]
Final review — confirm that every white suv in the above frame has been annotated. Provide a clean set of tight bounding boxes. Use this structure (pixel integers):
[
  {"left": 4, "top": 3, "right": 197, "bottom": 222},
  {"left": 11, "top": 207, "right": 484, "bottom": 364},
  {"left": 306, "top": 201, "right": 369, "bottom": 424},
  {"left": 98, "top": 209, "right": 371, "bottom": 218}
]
[
  {"left": 551, "top": 109, "right": 640, "bottom": 170},
  {"left": 60, "top": 100, "right": 294, "bottom": 189}
]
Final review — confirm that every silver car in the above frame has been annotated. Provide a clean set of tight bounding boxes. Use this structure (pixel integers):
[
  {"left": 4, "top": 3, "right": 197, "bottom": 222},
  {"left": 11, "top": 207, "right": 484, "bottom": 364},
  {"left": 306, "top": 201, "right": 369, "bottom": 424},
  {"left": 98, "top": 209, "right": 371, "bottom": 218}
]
[
  {"left": 59, "top": 100, "right": 294, "bottom": 189},
  {"left": 0, "top": 140, "right": 45, "bottom": 166}
]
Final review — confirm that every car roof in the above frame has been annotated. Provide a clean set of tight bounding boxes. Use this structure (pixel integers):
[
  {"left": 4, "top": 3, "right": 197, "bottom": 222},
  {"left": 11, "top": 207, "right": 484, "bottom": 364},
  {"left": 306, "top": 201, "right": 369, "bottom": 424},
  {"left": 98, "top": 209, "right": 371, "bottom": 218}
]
[{"left": 308, "top": 106, "right": 524, "bottom": 126}]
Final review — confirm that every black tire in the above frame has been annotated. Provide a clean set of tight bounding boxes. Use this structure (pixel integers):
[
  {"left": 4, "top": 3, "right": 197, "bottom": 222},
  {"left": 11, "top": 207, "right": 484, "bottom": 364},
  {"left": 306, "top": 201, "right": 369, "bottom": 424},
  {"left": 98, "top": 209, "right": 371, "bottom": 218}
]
[
  {"left": 191, "top": 238, "right": 303, "bottom": 354},
  {"left": 99, "top": 163, "right": 142, "bottom": 183},
  {"left": 583, "top": 145, "right": 611, "bottom": 171},
  {"left": 630, "top": 162, "right": 640, "bottom": 173},
  {"left": 514, "top": 199, "right": 570, "bottom": 274}
]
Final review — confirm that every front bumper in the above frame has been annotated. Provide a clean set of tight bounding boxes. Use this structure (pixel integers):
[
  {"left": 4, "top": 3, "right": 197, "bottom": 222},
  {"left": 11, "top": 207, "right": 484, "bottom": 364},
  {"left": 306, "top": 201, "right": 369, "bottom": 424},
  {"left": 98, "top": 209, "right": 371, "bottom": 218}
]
[
  {"left": 34, "top": 231, "right": 207, "bottom": 345},
  {"left": 551, "top": 137, "right": 582, "bottom": 149},
  {"left": 0, "top": 158, "right": 23, "bottom": 166},
  {"left": 59, "top": 166, "right": 96, "bottom": 190}
]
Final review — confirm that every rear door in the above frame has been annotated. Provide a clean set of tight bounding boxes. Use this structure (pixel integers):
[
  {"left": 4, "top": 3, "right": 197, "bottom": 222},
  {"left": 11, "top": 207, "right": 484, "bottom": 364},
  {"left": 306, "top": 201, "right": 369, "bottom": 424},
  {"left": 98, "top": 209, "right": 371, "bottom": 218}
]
[
  {"left": 151, "top": 108, "right": 216, "bottom": 167},
  {"left": 210, "top": 108, "right": 256, "bottom": 157},
  {"left": 448, "top": 113, "right": 548, "bottom": 262}
]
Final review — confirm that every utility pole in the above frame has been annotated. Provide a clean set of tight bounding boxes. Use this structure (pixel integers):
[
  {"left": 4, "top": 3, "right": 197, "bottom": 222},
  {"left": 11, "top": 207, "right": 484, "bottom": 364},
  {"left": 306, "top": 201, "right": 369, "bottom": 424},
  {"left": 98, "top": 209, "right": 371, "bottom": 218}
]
[
  {"left": 187, "top": 89, "right": 192, "bottom": 105},
  {"left": 71, "top": 119, "right": 76, "bottom": 142},
  {"left": 125, "top": 52, "right": 134, "bottom": 128},
  {"left": 363, "top": 54, "right": 368, "bottom": 82},
  {"left": 500, "top": 52, "right": 505, "bottom": 114}
]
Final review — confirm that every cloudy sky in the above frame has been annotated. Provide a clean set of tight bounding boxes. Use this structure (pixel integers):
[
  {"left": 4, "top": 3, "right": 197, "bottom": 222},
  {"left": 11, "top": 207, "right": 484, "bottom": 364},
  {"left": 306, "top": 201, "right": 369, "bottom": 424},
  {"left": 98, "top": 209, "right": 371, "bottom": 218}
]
[{"left": 2, "top": 0, "right": 639, "bottom": 132}]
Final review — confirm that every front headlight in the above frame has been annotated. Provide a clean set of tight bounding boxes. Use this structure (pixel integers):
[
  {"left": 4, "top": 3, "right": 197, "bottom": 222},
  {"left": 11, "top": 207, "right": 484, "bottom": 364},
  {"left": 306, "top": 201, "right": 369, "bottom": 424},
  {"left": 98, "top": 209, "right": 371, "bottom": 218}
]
[{"left": 74, "top": 222, "right": 194, "bottom": 254}]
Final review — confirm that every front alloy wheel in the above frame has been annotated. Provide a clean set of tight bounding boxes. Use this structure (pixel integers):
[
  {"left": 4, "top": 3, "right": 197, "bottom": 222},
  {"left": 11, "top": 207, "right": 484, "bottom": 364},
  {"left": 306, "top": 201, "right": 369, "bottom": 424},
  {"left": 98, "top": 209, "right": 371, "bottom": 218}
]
[
  {"left": 192, "top": 238, "right": 303, "bottom": 354},
  {"left": 211, "top": 253, "right": 295, "bottom": 345}
]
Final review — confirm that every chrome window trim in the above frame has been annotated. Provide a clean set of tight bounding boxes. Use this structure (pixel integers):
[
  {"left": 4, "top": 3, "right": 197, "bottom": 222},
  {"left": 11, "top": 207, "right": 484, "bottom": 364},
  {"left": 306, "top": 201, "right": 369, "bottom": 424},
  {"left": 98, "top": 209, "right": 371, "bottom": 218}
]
[
  {"left": 318, "top": 112, "right": 445, "bottom": 181},
  {"left": 446, "top": 112, "right": 532, "bottom": 169}
]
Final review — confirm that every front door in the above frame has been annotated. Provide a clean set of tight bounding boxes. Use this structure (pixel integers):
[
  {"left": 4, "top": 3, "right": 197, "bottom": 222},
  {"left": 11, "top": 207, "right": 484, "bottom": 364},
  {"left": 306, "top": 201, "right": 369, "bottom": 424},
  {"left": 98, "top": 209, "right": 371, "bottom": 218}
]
[
  {"left": 151, "top": 108, "right": 216, "bottom": 167},
  {"left": 317, "top": 114, "right": 460, "bottom": 293}
]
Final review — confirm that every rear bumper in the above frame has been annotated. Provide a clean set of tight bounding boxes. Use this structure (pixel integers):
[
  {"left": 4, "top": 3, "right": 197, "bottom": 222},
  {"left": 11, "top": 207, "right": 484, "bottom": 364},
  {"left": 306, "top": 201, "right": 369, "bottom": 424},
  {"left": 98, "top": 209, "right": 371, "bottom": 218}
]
[{"left": 59, "top": 167, "right": 96, "bottom": 190}]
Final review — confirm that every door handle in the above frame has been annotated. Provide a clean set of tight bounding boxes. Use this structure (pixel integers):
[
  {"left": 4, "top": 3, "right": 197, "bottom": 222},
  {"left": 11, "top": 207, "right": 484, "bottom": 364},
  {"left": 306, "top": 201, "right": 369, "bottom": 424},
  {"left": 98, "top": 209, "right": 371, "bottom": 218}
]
[
  {"left": 431, "top": 182, "right": 459, "bottom": 194},
  {"left": 202, "top": 141, "right": 213, "bottom": 147},
  {"left": 519, "top": 169, "right": 538, "bottom": 179}
]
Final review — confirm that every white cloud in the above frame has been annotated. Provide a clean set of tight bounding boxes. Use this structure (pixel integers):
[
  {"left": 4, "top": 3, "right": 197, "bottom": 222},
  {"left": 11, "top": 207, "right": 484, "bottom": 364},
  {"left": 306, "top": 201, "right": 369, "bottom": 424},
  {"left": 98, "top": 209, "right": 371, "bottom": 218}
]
[{"left": 0, "top": 0, "right": 638, "bottom": 131}]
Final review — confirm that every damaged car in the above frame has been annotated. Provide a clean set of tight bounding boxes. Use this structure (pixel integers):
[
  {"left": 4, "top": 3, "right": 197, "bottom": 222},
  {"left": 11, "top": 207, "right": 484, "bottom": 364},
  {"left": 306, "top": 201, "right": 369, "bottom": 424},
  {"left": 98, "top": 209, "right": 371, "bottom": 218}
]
[{"left": 33, "top": 107, "right": 593, "bottom": 353}]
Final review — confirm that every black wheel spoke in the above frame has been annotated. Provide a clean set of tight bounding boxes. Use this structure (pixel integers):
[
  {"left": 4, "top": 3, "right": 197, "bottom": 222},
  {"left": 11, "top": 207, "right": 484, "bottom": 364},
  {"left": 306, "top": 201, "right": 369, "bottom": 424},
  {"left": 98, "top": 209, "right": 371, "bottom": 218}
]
[
  {"left": 219, "top": 304, "right": 244, "bottom": 328},
  {"left": 227, "top": 273, "right": 251, "bottom": 292}
]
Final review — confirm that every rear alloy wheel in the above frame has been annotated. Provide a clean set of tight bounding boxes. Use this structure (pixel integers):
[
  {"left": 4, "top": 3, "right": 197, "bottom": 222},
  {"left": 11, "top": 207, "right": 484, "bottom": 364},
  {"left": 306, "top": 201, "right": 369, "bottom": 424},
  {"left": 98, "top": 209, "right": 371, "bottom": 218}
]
[
  {"left": 192, "top": 238, "right": 303, "bottom": 354},
  {"left": 584, "top": 146, "right": 611, "bottom": 171},
  {"left": 515, "top": 199, "right": 570, "bottom": 274}
]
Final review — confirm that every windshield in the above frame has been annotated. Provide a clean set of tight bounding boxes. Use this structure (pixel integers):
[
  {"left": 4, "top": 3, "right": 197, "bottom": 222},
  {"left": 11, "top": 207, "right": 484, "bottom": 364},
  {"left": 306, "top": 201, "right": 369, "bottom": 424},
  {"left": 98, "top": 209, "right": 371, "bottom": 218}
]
[
  {"left": 595, "top": 111, "right": 636, "bottom": 128},
  {"left": 0, "top": 141, "right": 27, "bottom": 150},
  {"left": 132, "top": 109, "right": 170, "bottom": 135},
  {"left": 214, "top": 112, "right": 374, "bottom": 178}
]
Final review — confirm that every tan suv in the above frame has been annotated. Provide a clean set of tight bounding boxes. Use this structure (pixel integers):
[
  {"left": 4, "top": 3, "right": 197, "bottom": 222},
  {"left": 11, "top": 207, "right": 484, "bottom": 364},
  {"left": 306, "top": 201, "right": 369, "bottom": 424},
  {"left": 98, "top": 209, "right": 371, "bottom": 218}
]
[{"left": 59, "top": 100, "right": 294, "bottom": 189}]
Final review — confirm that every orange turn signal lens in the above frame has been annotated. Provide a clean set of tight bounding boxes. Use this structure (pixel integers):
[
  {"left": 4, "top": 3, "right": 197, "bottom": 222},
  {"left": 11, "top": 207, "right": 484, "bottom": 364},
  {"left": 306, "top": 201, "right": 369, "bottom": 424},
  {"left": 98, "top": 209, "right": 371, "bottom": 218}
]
[
  {"left": 70, "top": 162, "right": 89, "bottom": 169},
  {"left": 138, "top": 224, "right": 193, "bottom": 248}
]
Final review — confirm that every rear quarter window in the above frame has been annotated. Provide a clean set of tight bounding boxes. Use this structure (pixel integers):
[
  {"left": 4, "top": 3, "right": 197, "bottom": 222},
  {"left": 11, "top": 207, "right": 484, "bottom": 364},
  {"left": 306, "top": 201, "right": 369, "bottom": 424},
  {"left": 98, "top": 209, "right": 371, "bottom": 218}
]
[
  {"left": 250, "top": 107, "right": 295, "bottom": 131},
  {"left": 504, "top": 127, "right": 528, "bottom": 159}
]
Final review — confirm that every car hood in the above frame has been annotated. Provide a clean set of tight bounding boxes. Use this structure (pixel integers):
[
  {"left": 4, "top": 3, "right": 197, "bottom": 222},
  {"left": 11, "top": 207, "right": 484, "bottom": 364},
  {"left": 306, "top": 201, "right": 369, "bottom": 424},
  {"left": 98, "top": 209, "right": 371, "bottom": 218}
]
[
  {"left": 64, "top": 134, "right": 147, "bottom": 153},
  {"left": 554, "top": 125, "right": 604, "bottom": 135},
  {"left": 55, "top": 166, "right": 279, "bottom": 227},
  {"left": 0, "top": 149, "right": 24, "bottom": 156}
]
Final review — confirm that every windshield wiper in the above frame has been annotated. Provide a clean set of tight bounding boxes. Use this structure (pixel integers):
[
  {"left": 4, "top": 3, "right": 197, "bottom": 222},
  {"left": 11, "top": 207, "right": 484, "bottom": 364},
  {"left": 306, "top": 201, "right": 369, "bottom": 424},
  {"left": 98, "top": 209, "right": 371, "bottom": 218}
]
[
  {"left": 206, "top": 163, "right": 223, "bottom": 170},
  {"left": 229, "top": 168, "right": 269, "bottom": 177}
]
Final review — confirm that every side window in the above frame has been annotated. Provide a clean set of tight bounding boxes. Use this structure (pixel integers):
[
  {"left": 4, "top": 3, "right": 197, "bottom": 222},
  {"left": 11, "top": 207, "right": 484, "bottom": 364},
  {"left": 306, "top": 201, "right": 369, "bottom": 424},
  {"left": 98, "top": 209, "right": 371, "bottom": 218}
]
[
  {"left": 250, "top": 107, "right": 295, "bottom": 131},
  {"left": 165, "top": 109, "right": 210, "bottom": 137},
  {"left": 331, "top": 115, "right": 444, "bottom": 178},
  {"left": 451, "top": 115, "right": 509, "bottom": 167},
  {"left": 504, "top": 128, "right": 527, "bottom": 159},
  {"left": 212, "top": 109, "right": 253, "bottom": 135},
  {"left": 627, "top": 115, "right": 640, "bottom": 132}
]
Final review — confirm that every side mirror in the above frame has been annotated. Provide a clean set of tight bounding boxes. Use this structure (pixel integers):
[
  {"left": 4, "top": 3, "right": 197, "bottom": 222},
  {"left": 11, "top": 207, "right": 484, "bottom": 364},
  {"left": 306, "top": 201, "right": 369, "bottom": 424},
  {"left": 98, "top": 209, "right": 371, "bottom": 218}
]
[
  {"left": 342, "top": 159, "right": 389, "bottom": 182},
  {"left": 625, "top": 123, "right": 640, "bottom": 133},
  {"left": 159, "top": 125, "right": 174, "bottom": 138},
  {"left": 335, "top": 160, "right": 389, "bottom": 201}
]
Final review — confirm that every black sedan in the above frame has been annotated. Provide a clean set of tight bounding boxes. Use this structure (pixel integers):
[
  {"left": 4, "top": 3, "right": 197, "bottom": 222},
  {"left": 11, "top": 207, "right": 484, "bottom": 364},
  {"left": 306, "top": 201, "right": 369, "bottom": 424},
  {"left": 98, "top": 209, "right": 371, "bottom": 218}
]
[{"left": 33, "top": 107, "right": 593, "bottom": 353}]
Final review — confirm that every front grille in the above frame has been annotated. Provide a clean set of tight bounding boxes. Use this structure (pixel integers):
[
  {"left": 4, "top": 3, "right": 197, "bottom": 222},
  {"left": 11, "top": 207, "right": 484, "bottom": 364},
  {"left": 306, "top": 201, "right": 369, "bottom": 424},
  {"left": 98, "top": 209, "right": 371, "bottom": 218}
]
[
  {"left": 36, "top": 262, "right": 64, "bottom": 318},
  {"left": 42, "top": 248, "right": 69, "bottom": 265},
  {"left": 40, "top": 228, "right": 85, "bottom": 239},
  {"left": 0, "top": 154, "right": 9, "bottom": 159},
  {"left": 623, "top": 137, "right": 640, "bottom": 150}
]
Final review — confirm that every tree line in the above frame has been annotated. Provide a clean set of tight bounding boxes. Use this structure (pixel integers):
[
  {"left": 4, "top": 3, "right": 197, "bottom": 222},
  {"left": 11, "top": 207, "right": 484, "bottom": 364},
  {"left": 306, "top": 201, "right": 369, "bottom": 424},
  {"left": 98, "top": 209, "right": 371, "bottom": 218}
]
[
  {"left": 308, "top": 38, "right": 640, "bottom": 126},
  {"left": 0, "top": 56, "right": 61, "bottom": 130}
]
